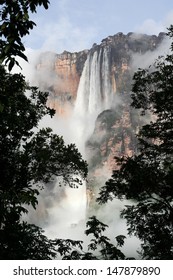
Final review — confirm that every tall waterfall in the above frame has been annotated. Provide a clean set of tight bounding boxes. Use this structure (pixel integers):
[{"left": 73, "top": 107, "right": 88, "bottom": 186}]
[
  {"left": 75, "top": 46, "right": 116, "bottom": 118},
  {"left": 27, "top": 46, "right": 118, "bottom": 244},
  {"left": 40, "top": 47, "right": 117, "bottom": 239}
]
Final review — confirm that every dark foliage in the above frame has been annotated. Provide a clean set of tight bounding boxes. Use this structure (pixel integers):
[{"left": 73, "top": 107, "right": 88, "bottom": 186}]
[
  {"left": 55, "top": 216, "right": 126, "bottom": 260},
  {"left": 0, "top": 65, "right": 87, "bottom": 259},
  {"left": 0, "top": 0, "right": 50, "bottom": 70},
  {"left": 0, "top": 220, "right": 57, "bottom": 260}
]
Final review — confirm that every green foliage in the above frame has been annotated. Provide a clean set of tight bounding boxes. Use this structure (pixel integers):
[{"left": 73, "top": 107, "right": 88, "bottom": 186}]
[
  {"left": 55, "top": 216, "right": 126, "bottom": 260},
  {"left": 0, "top": 65, "right": 88, "bottom": 259},
  {"left": 0, "top": 0, "right": 50, "bottom": 70},
  {"left": 98, "top": 26, "right": 173, "bottom": 259}
]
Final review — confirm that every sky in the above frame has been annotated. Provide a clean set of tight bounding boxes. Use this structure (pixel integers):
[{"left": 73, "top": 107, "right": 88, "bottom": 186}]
[{"left": 24, "top": 0, "right": 173, "bottom": 54}]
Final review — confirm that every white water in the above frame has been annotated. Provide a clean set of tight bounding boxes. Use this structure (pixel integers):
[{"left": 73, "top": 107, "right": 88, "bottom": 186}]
[{"left": 75, "top": 46, "right": 115, "bottom": 118}]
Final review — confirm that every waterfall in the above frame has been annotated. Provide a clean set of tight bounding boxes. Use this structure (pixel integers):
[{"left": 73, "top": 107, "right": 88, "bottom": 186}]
[
  {"left": 27, "top": 46, "right": 117, "bottom": 242},
  {"left": 72, "top": 46, "right": 116, "bottom": 160},
  {"left": 102, "top": 47, "right": 113, "bottom": 109},
  {"left": 75, "top": 46, "right": 115, "bottom": 118},
  {"left": 43, "top": 47, "right": 116, "bottom": 239}
]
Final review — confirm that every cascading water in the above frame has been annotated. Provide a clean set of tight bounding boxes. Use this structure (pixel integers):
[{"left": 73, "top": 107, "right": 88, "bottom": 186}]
[
  {"left": 72, "top": 46, "right": 116, "bottom": 159},
  {"left": 28, "top": 46, "right": 117, "bottom": 242},
  {"left": 75, "top": 46, "right": 115, "bottom": 118}
]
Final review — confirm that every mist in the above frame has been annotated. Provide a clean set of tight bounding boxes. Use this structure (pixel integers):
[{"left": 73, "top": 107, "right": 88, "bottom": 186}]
[
  {"left": 131, "top": 34, "right": 171, "bottom": 71},
  {"left": 18, "top": 28, "right": 171, "bottom": 259}
]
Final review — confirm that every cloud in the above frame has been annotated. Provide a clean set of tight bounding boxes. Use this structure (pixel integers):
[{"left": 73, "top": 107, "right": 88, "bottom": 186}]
[
  {"left": 130, "top": 35, "right": 171, "bottom": 72},
  {"left": 164, "top": 10, "right": 173, "bottom": 29},
  {"left": 135, "top": 10, "right": 173, "bottom": 35},
  {"left": 135, "top": 19, "right": 163, "bottom": 35},
  {"left": 40, "top": 16, "right": 97, "bottom": 53},
  {"left": 25, "top": 0, "right": 98, "bottom": 54}
]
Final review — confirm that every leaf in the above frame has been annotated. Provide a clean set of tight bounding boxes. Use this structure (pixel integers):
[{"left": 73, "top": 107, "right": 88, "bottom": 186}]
[
  {"left": 8, "top": 58, "right": 15, "bottom": 71},
  {"left": 115, "top": 235, "right": 126, "bottom": 247},
  {"left": 0, "top": 102, "right": 4, "bottom": 112}
]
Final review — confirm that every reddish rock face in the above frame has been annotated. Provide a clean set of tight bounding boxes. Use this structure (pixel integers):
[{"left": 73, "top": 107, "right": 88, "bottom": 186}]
[
  {"left": 51, "top": 53, "right": 82, "bottom": 115},
  {"left": 55, "top": 58, "right": 79, "bottom": 97},
  {"left": 86, "top": 104, "right": 137, "bottom": 169},
  {"left": 37, "top": 50, "right": 88, "bottom": 116},
  {"left": 36, "top": 32, "right": 165, "bottom": 181},
  {"left": 37, "top": 32, "right": 165, "bottom": 117}
]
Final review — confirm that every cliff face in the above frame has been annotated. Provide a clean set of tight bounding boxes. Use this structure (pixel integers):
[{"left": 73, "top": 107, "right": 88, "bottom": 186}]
[
  {"left": 36, "top": 32, "right": 166, "bottom": 187},
  {"left": 37, "top": 32, "right": 165, "bottom": 115},
  {"left": 81, "top": 32, "right": 165, "bottom": 193},
  {"left": 36, "top": 50, "right": 88, "bottom": 115},
  {"left": 86, "top": 107, "right": 135, "bottom": 171}
]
